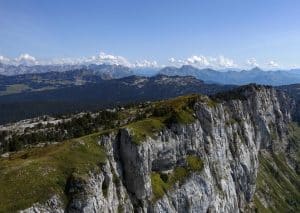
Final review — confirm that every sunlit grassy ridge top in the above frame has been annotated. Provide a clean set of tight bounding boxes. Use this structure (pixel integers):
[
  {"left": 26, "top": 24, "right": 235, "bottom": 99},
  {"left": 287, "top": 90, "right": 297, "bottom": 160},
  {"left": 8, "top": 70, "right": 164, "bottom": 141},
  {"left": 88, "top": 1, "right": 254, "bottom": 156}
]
[
  {"left": 0, "top": 133, "right": 106, "bottom": 212},
  {"left": 126, "top": 94, "right": 203, "bottom": 144}
]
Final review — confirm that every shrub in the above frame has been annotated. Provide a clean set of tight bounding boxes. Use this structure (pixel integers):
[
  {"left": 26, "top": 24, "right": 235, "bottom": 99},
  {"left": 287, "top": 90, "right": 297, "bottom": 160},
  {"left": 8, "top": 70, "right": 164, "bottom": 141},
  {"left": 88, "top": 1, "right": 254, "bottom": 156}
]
[
  {"left": 127, "top": 118, "right": 165, "bottom": 145},
  {"left": 186, "top": 155, "right": 203, "bottom": 172},
  {"left": 151, "top": 173, "right": 168, "bottom": 200}
]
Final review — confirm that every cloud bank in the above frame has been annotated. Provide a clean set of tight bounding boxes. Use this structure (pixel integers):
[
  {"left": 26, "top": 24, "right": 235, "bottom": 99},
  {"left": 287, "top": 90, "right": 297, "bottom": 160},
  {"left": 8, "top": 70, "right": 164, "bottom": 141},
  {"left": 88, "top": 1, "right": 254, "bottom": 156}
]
[
  {"left": 0, "top": 53, "right": 38, "bottom": 65},
  {"left": 0, "top": 52, "right": 284, "bottom": 70},
  {"left": 246, "top": 58, "right": 259, "bottom": 67},
  {"left": 267, "top": 60, "right": 279, "bottom": 68},
  {"left": 168, "top": 55, "right": 237, "bottom": 69},
  {"left": 0, "top": 52, "right": 159, "bottom": 68}
]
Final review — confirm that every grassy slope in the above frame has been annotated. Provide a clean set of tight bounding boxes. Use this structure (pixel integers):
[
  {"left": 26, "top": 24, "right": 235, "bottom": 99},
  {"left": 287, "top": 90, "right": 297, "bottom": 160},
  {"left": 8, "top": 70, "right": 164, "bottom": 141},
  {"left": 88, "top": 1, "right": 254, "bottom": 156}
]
[
  {"left": 0, "top": 94, "right": 206, "bottom": 211},
  {"left": 126, "top": 118, "right": 165, "bottom": 145},
  {"left": 151, "top": 155, "right": 203, "bottom": 201},
  {"left": 255, "top": 123, "right": 300, "bottom": 212},
  {"left": 126, "top": 95, "right": 202, "bottom": 145},
  {"left": 0, "top": 133, "right": 106, "bottom": 212},
  {"left": 2, "top": 93, "right": 299, "bottom": 211},
  {"left": 0, "top": 84, "right": 30, "bottom": 96}
]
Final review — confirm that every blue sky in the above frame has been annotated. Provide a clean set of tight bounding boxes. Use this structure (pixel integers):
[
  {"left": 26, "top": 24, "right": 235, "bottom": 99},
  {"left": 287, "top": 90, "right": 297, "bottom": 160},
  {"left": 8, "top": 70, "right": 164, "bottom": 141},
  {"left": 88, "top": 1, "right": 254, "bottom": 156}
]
[{"left": 0, "top": 0, "right": 300, "bottom": 69}]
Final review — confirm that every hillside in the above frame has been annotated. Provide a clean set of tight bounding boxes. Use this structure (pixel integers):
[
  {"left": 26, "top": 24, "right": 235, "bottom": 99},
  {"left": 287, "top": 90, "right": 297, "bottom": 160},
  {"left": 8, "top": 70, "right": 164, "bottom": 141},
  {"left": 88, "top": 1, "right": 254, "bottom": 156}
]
[
  {"left": 0, "top": 75, "right": 235, "bottom": 124},
  {"left": 0, "top": 65, "right": 134, "bottom": 96},
  {"left": 159, "top": 65, "right": 300, "bottom": 86},
  {"left": 0, "top": 85, "right": 299, "bottom": 212},
  {"left": 1, "top": 63, "right": 300, "bottom": 91},
  {"left": 0, "top": 63, "right": 133, "bottom": 78},
  {"left": 277, "top": 84, "right": 300, "bottom": 123}
]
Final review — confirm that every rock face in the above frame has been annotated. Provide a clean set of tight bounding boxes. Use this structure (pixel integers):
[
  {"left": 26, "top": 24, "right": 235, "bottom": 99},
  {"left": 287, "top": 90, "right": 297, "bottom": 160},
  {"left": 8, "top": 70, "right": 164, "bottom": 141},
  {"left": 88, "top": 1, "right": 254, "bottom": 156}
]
[{"left": 22, "top": 85, "right": 296, "bottom": 213}]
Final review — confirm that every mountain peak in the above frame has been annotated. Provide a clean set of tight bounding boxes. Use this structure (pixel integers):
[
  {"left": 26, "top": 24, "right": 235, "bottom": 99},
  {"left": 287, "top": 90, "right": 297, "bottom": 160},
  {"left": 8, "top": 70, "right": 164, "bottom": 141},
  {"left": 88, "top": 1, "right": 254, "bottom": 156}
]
[
  {"left": 249, "top": 66, "right": 263, "bottom": 72},
  {"left": 180, "top": 65, "right": 198, "bottom": 70}
]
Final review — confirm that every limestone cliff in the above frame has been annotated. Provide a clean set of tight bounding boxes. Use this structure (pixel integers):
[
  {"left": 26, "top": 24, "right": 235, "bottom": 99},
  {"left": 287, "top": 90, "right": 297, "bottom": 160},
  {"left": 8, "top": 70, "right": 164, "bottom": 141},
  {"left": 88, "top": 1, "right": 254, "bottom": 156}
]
[{"left": 17, "top": 85, "right": 300, "bottom": 212}]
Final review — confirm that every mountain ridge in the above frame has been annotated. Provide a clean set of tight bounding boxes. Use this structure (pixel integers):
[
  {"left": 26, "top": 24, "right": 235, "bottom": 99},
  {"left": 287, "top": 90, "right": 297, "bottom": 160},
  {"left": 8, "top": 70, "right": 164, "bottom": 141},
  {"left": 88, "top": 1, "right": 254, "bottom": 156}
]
[
  {"left": 159, "top": 65, "right": 300, "bottom": 85},
  {"left": 0, "top": 85, "right": 298, "bottom": 212},
  {"left": 1, "top": 63, "right": 300, "bottom": 86},
  {"left": 0, "top": 74, "right": 235, "bottom": 124}
]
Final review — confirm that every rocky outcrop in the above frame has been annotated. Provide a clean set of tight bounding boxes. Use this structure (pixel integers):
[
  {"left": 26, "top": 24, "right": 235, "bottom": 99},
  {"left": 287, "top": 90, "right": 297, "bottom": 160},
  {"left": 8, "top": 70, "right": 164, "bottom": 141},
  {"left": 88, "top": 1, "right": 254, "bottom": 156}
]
[
  {"left": 20, "top": 195, "right": 64, "bottom": 213},
  {"left": 21, "top": 85, "right": 297, "bottom": 213},
  {"left": 65, "top": 162, "right": 134, "bottom": 213}
]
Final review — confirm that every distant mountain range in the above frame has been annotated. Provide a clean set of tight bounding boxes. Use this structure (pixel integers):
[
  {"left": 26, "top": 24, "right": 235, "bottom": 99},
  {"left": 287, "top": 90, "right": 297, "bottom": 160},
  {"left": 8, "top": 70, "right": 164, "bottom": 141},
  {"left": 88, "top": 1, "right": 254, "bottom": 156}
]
[
  {"left": 0, "top": 65, "right": 135, "bottom": 96},
  {"left": 0, "top": 75, "right": 235, "bottom": 124},
  {"left": 1, "top": 63, "right": 300, "bottom": 86},
  {"left": 159, "top": 65, "right": 300, "bottom": 86},
  {"left": 0, "top": 63, "right": 300, "bottom": 124},
  {"left": 0, "top": 63, "right": 133, "bottom": 78}
]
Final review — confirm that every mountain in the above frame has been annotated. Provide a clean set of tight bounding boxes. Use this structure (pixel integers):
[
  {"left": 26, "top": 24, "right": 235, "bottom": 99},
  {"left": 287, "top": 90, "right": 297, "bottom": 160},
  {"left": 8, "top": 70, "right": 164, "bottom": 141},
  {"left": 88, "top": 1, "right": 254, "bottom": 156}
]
[
  {"left": 0, "top": 85, "right": 299, "bottom": 212},
  {"left": 289, "top": 69, "right": 300, "bottom": 75},
  {"left": 132, "top": 67, "right": 160, "bottom": 76},
  {"left": 277, "top": 83, "right": 300, "bottom": 100},
  {"left": 0, "top": 65, "right": 134, "bottom": 96},
  {"left": 0, "top": 63, "right": 133, "bottom": 78},
  {"left": 277, "top": 83, "right": 300, "bottom": 123},
  {"left": 2, "top": 63, "right": 300, "bottom": 86},
  {"left": 0, "top": 63, "right": 85, "bottom": 75},
  {"left": 0, "top": 75, "right": 236, "bottom": 124},
  {"left": 159, "top": 65, "right": 220, "bottom": 83},
  {"left": 159, "top": 65, "right": 300, "bottom": 85},
  {"left": 1, "top": 63, "right": 300, "bottom": 88}
]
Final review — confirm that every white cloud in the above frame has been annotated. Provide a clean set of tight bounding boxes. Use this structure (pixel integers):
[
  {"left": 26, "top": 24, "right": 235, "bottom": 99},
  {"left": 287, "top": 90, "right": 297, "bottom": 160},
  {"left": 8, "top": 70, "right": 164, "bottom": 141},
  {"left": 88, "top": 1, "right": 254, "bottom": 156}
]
[
  {"left": 15, "top": 53, "right": 38, "bottom": 65},
  {"left": 0, "top": 55, "right": 10, "bottom": 63},
  {"left": 90, "top": 52, "right": 131, "bottom": 66},
  {"left": 168, "top": 57, "right": 176, "bottom": 63},
  {"left": 267, "top": 60, "right": 279, "bottom": 68},
  {"left": 0, "top": 52, "right": 128, "bottom": 67},
  {"left": 187, "top": 55, "right": 210, "bottom": 66},
  {"left": 77, "top": 52, "right": 161, "bottom": 68},
  {"left": 246, "top": 58, "right": 259, "bottom": 67},
  {"left": 55, "top": 52, "right": 157, "bottom": 68},
  {"left": 83, "top": 52, "right": 159, "bottom": 68},
  {"left": 0, "top": 52, "right": 288, "bottom": 70},
  {"left": 168, "top": 55, "right": 237, "bottom": 69},
  {"left": 50, "top": 57, "right": 84, "bottom": 65},
  {"left": 133, "top": 60, "right": 158, "bottom": 68},
  {"left": 215, "top": 55, "right": 236, "bottom": 68}
]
